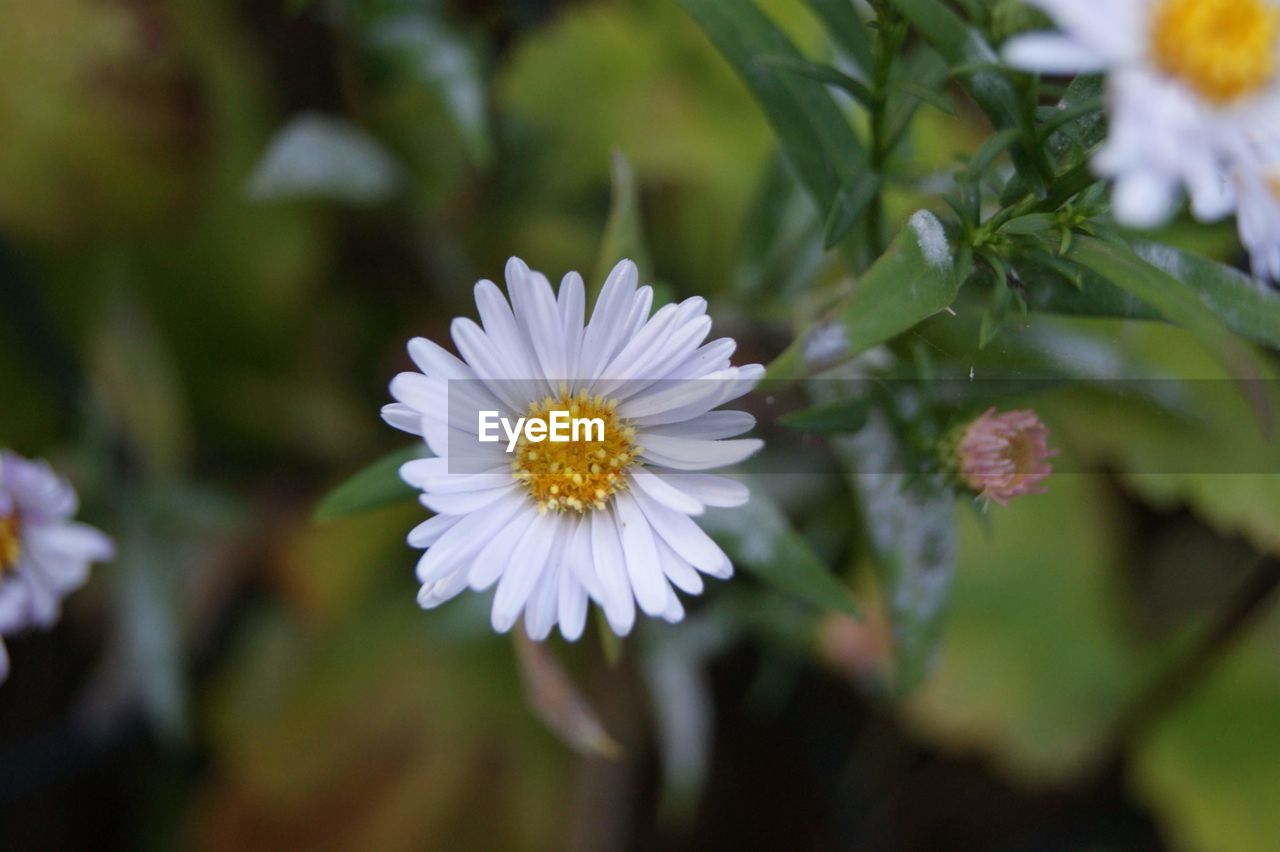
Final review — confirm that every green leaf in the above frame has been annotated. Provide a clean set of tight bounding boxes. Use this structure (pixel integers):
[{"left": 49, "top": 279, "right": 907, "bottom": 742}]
[
  {"left": 835, "top": 413, "right": 956, "bottom": 693},
  {"left": 700, "top": 480, "right": 859, "bottom": 616},
  {"left": 1131, "top": 242, "right": 1280, "bottom": 351},
  {"left": 888, "top": 0, "right": 1047, "bottom": 188},
  {"left": 802, "top": 0, "right": 873, "bottom": 74},
  {"left": 733, "top": 152, "right": 826, "bottom": 313},
  {"left": 768, "top": 211, "right": 961, "bottom": 381},
  {"left": 683, "top": 0, "right": 867, "bottom": 213},
  {"left": 758, "top": 55, "right": 874, "bottom": 105},
  {"left": 593, "top": 151, "right": 652, "bottom": 292},
  {"left": 314, "top": 445, "right": 427, "bottom": 522},
  {"left": 962, "top": 127, "right": 1023, "bottom": 183},
  {"left": 999, "top": 212, "right": 1056, "bottom": 235},
  {"left": 245, "top": 114, "right": 402, "bottom": 205},
  {"left": 889, "top": 78, "right": 956, "bottom": 116},
  {"left": 1067, "top": 238, "right": 1265, "bottom": 372},
  {"left": 779, "top": 398, "right": 871, "bottom": 433},
  {"left": 822, "top": 171, "right": 881, "bottom": 248}
]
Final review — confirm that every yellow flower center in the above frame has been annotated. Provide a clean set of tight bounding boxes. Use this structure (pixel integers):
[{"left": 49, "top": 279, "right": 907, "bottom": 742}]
[
  {"left": 512, "top": 391, "right": 638, "bottom": 513},
  {"left": 1151, "top": 0, "right": 1278, "bottom": 104},
  {"left": 0, "top": 513, "right": 22, "bottom": 574}
]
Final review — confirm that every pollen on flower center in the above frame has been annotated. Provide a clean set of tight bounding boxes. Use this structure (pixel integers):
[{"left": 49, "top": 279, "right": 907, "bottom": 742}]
[
  {"left": 512, "top": 390, "right": 638, "bottom": 513},
  {"left": 1151, "top": 0, "right": 1278, "bottom": 104},
  {"left": 0, "top": 513, "right": 22, "bottom": 573}
]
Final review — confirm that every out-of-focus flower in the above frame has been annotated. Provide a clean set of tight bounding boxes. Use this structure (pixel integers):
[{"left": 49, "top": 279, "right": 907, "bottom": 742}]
[
  {"left": 1003, "top": 0, "right": 1280, "bottom": 230},
  {"left": 953, "top": 408, "right": 1056, "bottom": 506},
  {"left": 384, "top": 258, "right": 763, "bottom": 640},
  {"left": 0, "top": 451, "right": 115, "bottom": 682}
]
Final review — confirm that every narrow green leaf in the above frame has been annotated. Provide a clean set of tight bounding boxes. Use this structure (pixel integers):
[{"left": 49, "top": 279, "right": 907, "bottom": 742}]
[
  {"left": 962, "top": 127, "right": 1023, "bottom": 183},
  {"left": 1029, "top": 239, "right": 1280, "bottom": 347},
  {"left": 822, "top": 171, "right": 881, "bottom": 249},
  {"left": 768, "top": 211, "right": 961, "bottom": 381},
  {"left": 889, "top": 78, "right": 956, "bottom": 116},
  {"left": 888, "top": 0, "right": 1048, "bottom": 188},
  {"left": 779, "top": 398, "right": 871, "bottom": 433},
  {"left": 999, "top": 212, "right": 1056, "bottom": 235},
  {"left": 701, "top": 482, "right": 859, "bottom": 616},
  {"left": 593, "top": 151, "right": 651, "bottom": 293},
  {"left": 314, "top": 445, "right": 427, "bottom": 522},
  {"left": 683, "top": 0, "right": 867, "bottom": 213},
  {"left": 758, "top": 55, "right": 875, "bottom": 105},
  {"left": 803, "top": 0, "right": 874, "bottom": 74},
  {"left": 1067, "top": 238, "right": 1269, "bottom": 407}
]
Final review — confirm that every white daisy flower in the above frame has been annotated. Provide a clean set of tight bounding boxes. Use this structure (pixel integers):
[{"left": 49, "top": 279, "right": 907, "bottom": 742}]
[
  {"left": 0, "top": 450, "right": 115, "bottom": 683},
  {"left": 383, "top": 258, "right": 763, "bottom": 640},
  {"left": 1004, "top": 0, "right": 1280, "bottom": 228}
]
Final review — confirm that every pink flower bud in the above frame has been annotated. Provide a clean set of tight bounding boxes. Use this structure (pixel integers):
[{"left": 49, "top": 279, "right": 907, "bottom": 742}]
[{"left": 955, "top": 408, "right": 1056, "bottom": 505}]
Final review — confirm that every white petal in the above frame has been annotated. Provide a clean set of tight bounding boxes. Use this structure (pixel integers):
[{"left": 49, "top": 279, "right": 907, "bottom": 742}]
[
  {"left": 639, "top": 436, "right": 764, "bottom": 471},
  {"left": 614, "top": 491, "right": 670, "bottom": 616},
  {"left": 663, "top": 338, "right": 736, "bottom": 381},
  {"left": 1002, "top": 33, "right": 1107, "bottom": 74},
  {"left": 558, "top": 271, "right": 586, "bottom": 380},
  {"left": 28, "top": 522, "right": 114, "bottom": 564},
  {"left": 407, "top": 513, "right": 463, "bottom": 547},
  {"left": 407, "top": 336, "right": 473, "bottom": 381},
  {"left": 629, "top": 469, "right": 704, "bottom": 515},
  {"left": 417, "top": 570, "right": 471, "bottom": 609},
  {"left": 510, "top": 260, "right": 567, "bottom": 385},
  {"left": 590, "top": 507, "right": 636, "bottom": 636},
  {"left": 381, "top": 403, "right": 424, "bottom": 435},
  {"left": 1112, "top": 171, "right": 1179, "bottom": 228},
  {"left": 524, "top": 560, "right": 562, "bottom": 641},
  {"left": 418, "top": 483, "right": 515, "bottom": 516},
  {"left": 655, "top": 533, "right": 704, "bottom": 595},
  {"left": 414, "top": 492, "right": 524, "bottom": 582},
  {"left": 581, "top": 260, "right": 638, "bottom": 378},
  {"left": 643, "top": 410, "right": 756, "bottom": 440},
  {"left": 661, "top": 473, "right": 750, "bottom": 508},
  {"left": 491, "top": 513, "right": 558, "bottom": 633},
  {"left": 450, "top": 318, "right": 536, "bottom": 412},
  {"left": 660, "top": 584, "right": 686, "bottom": 624},
  {"left": 631, "top": 487, "right": 732, "bottom": 578},
  {"left": 618, "top": 368, "right": 737, "bottom": 422},
  {"left": 467, "top": 506, "right": 539, "bottom": 590},
  {"left": 557, "top": 565, "right": 588, "bottom": 641},
  {"left": 564, "top": 515, "right": 603, "bottom": 602}
]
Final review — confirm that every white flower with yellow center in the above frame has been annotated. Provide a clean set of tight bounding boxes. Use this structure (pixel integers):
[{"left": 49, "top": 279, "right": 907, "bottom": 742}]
[
  {"left": 0, "top": 451, "right": 115, "bottom": 682},
  {"left": 1004, "top": 0, "right": 1280, "bottom": 228},
  {"left": 383, "top": 258, "right": 763, "bottom": 640}
]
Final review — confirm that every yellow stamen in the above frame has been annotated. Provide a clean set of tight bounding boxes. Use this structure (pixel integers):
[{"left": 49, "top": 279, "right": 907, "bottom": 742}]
[
  {"left": 0, "top": 513, "right": 22, "bottom": 574},
  {"left": 511, "top": 392, "right": 638, "bottom": 513},
  {"left": 1151, "top": 0, "right": 1278, "bottom": 104}
]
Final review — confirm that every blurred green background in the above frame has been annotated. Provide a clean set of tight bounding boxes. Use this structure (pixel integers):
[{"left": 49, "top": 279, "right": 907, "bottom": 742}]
[{"left": 2, "top": 1, "right": 1279, "bottom": 850}]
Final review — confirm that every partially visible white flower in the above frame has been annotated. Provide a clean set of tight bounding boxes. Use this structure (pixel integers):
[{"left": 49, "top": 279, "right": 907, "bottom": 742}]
[
  {"left": 384, "top": 258, "right": 763, "bottom": 641},
  {"left": 1004, "top": 0, "right": 1280, "bottom": 228},
  {"left": 0, "top": 451, "right": 115, "bottom": 683}
]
